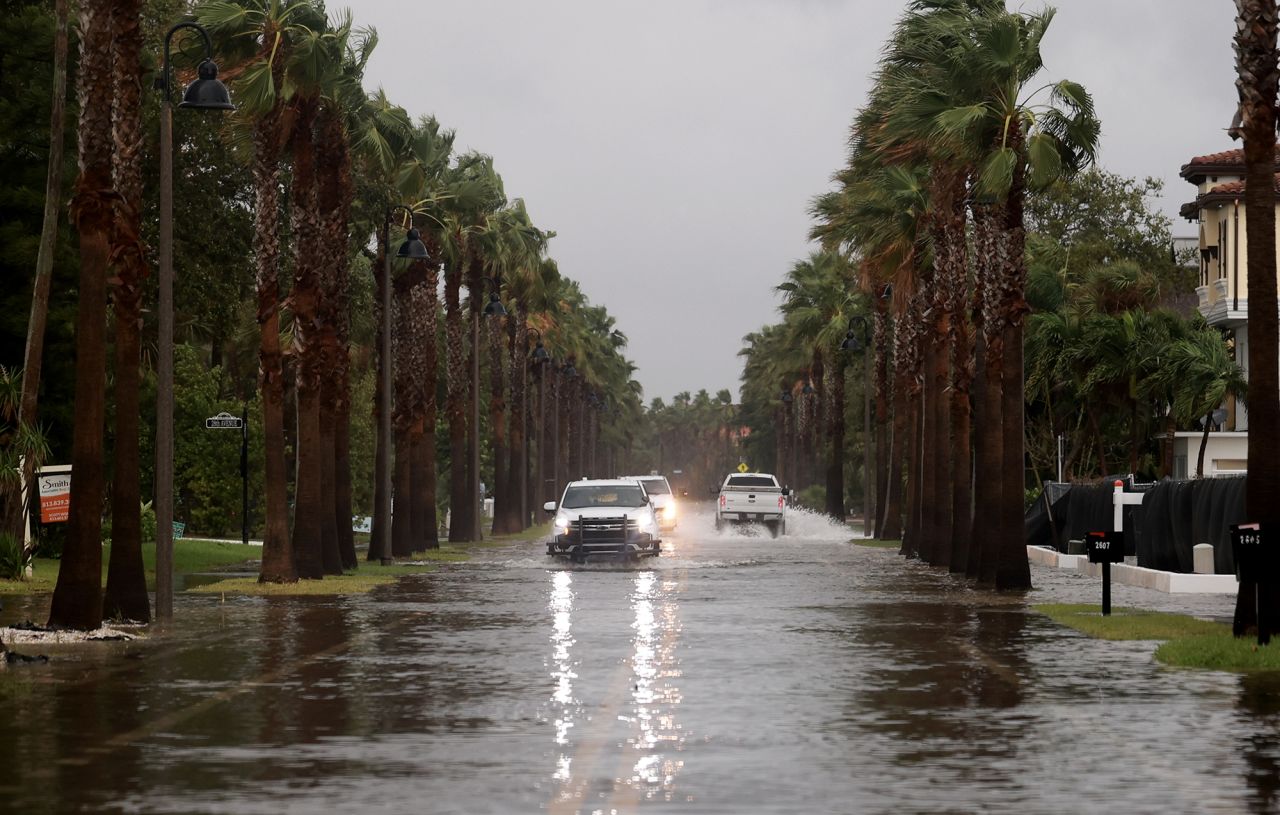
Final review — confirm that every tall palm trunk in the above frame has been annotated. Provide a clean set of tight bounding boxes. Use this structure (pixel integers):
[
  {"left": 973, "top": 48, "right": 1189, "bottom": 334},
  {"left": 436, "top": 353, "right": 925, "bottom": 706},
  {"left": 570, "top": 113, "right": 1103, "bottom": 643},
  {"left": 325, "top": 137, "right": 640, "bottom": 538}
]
[
  {"left": 873, "top": 304, "right": 893, "bottom": 540},
  {"left": 1234, "top": 0, "right": 1280, "bottom": 637},
  {"left": 416, "top": 251, "right": 442, "bottom": 549},
  {"left": 993, "top": 130, "right": 1032, "bottom": 591},
  {"left": 391, "top": 285, "right": 414, "bottom": 557},
  {"left": 488, "top": 314, "right": 510, "bottom": 534},
  {"left": 444, "top": 253, "right": 471, "bottom": 541},
  {"left": 368, "top": 227, "right": 389, "bottom": 562},
  {"left": 288, "top": 97, "right": 327, "bottom": 578},
  {"left": 103, "top": 0, "right": 149, "bottom": 622},
  {"left": 824, "top": 353, "right": 846, "bottom": 520},
  {"left": 315, "top": 104, "right": 348, "bottom": 574},
  {"left": 9, "top": 0, "right": 69, "bottom": 540},
  {"left": 506, "top": 309, "right": 529, "bottom": 533},
  {"left": 971, "top": 202, "right": 1003, "bottom": 585},
  {"left": 49, "top": 0, "right": 112, "bottom": 630},
  {"left": 933, "top": 171, "right": 971, "bottom": 574},
  {"left": 252, "top": 72, "right": 294, "bottom": 584}
]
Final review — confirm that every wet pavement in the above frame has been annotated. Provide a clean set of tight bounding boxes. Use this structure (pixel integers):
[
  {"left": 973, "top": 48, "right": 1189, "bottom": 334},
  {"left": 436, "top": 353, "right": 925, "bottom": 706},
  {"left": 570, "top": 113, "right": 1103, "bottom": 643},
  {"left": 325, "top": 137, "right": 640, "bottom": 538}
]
[{"left": 3, "top": 504, "right": 1280, "bottom": 814}]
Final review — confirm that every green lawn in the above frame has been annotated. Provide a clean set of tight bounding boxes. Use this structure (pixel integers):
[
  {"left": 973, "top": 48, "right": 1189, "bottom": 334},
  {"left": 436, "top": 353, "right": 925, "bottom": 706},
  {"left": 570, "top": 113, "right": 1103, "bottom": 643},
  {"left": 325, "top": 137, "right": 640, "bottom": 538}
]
[
  {"left": 1036, "top": 603, "right": 1280, "bottom": 672},
  {"left": 0, "top": 538, "right": 261, "bottom": 595},
  {"left": 188, "top": 545, "right": 470, "bottom": 596},
  {"left": 854, "top": 538, "right": 901, "bottom": 549}
]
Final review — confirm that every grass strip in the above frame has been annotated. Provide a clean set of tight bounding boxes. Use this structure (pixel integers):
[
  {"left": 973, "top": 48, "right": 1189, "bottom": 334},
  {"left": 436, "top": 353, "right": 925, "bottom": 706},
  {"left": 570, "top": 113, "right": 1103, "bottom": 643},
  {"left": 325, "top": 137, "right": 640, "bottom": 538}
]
[
  {"left": 854, "top": 538, "right": 901, "bottom": 549},
  {"left": 0, "top": 539, "right": 263, "bottom": 595},
  {"left": 187, "top": 546, "right": 470, "bottom": 596},
  {"left": 1036, "top": 603, "right": 1280, "bottom": 672},
  {"left": 1155, "top": 635, "right": 1280, "bottom": 671},
  {"left": 1035, "top": 603, "right": 1226, "bottom": 641}
]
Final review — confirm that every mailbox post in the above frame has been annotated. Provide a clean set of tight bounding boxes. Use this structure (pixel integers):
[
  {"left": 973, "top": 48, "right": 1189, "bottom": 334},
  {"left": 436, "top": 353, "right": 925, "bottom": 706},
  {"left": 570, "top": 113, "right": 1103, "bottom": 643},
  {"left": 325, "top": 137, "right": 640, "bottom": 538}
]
[
  {"left": 1087, "top": 530, "right": 1125, "bottom": 616},
  {"left": 1232, "top": 523, "right": 1274, "bottom": 646}
]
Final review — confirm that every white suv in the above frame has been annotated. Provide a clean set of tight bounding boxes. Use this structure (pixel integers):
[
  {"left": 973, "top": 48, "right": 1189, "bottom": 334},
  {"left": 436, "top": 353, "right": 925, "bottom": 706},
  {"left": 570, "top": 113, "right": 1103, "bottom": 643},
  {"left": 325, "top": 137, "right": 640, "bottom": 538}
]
[
  {"left": 543, "top": 478, "right": 661, "bottom": 562},
  {"left": 625, "top": 474, "right": 678, "bottom": 532}
]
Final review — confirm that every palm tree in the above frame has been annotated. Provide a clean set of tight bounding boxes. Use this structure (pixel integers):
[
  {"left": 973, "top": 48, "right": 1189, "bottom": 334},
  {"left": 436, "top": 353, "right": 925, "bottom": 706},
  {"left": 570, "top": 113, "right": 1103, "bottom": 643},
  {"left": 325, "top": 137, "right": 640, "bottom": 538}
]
[
  {"left": 103, "top": 0, "right": 150, "bottom": 622},
  {"left": 197, "top": 0, "right": 327, "bottom": 584},
  {"left": 917, "top": 5, "right": 1099, "bottom": 587},
  {"left": 49, "top": 0, "right": 113, "bottom": 630},
  {"left": 7, "top": 0, "right": 69, "bottom": 542},
  {"left": 439, "top": 153, "right": 504, "bottom": 542},
  {"left": 1233, "top": 0, "right": 1280, "bottom": 638},
  {"left": 1166, "top": 330, "right": 1249, "bottom": 477},
  {"left": 777, "top": 251, "right": 858, "bottom": 520}
]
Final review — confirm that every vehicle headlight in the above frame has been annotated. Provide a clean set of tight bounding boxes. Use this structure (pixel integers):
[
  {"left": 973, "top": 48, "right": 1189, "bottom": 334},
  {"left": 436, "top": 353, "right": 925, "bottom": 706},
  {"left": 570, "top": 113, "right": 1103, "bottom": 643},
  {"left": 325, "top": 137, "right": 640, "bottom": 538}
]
[
  {"left": 554, "top": 514, "right": 570, "bottom": 534},
  {"left": 637, "top": 515, "right": 657, "bottom": 535},
  {"left": 665, "top": 499, "right": 677, "bottom": 518}
]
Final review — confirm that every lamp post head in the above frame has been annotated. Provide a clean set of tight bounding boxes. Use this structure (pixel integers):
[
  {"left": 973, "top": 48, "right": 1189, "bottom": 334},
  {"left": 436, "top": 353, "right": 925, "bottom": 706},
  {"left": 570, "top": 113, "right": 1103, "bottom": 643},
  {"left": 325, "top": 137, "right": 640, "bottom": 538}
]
[
  {"left": 781, "top": 391, "right": 793, "bottom": 404},
  {"left": 484, "top": 291, "right": 508, "bottom": 317},
  {"left": 179, "top": 59, "right": 235, "bottom": 110},
  {"left": 802, "top": 379, "right": 814, "bottom": 395},
  {"left": 397, "top": 227, "right": 429, "bottom": 259},
  {"left": 840, "top": 330, "right": 861, "bottom": 352},
  {"left": 532, "top": 340, "right": 549, "bottom": 364},
  {"left": 564, "top": 360, "right": 577, "bottom": 378}
]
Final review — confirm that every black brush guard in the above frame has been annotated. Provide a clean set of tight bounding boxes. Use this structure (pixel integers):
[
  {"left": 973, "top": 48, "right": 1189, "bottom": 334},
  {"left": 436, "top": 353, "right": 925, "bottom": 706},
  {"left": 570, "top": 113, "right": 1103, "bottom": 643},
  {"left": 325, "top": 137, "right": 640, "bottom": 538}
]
[{"left": 547, "top": 515, "right": 659, "bottom": 561}]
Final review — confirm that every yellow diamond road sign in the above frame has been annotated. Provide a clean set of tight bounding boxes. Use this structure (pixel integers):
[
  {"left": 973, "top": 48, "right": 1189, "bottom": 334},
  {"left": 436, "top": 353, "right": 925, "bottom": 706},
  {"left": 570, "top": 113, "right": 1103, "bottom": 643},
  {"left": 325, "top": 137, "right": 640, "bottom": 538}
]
[{"left": 737, "top": 462, "right": 749, "bottom": 473}]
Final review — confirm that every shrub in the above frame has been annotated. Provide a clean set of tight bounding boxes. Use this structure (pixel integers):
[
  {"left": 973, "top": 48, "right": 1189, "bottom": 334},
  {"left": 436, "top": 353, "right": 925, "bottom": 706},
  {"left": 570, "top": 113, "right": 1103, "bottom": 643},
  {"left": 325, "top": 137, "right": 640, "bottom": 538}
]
[
  {"left": 794, "top": 485, "right": 826, "bottom": 512},
  {"left": 0, "top": 533, "right": 32, "bottom": 581}
]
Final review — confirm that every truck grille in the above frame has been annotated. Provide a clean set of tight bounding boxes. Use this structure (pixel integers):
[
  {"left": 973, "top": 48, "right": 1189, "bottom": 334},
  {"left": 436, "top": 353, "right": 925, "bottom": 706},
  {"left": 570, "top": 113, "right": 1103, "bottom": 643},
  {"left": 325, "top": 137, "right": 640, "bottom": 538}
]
[{"left": 572, "top": 516, "right": 635, "bottom": 554}]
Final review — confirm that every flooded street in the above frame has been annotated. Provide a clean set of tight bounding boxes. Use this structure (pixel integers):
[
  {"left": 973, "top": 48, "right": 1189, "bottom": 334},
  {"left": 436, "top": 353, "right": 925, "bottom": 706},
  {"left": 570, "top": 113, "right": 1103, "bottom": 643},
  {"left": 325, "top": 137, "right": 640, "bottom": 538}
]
[{"left": 3, "top": 505, "right": 1280, "bottom": 814}]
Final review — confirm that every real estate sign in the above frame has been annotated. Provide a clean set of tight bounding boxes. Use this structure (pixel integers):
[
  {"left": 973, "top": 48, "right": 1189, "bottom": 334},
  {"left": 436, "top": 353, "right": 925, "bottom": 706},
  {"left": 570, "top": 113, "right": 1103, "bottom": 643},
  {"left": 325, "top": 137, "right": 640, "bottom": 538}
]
[{"left": 37, "top": 465, "right": 72, "bottom": 524}]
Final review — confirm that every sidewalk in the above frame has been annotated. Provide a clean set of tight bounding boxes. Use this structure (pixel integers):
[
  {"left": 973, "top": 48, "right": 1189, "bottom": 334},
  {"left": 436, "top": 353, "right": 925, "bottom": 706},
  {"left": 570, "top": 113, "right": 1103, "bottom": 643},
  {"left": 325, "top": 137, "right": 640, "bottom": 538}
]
[{"left": 1027, "top": 545, "right": 1237, "bottom": 594}]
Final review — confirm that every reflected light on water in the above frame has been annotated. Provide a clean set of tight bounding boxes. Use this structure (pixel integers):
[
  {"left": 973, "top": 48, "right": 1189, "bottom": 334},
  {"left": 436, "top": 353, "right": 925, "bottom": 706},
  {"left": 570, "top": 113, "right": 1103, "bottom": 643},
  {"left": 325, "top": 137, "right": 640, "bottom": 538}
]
[
  {"left": 625, "top": 571, "right": 685, "bottom": 799},
  {"left": 549, "top": 570, "right": 576, "bottom": 783}
]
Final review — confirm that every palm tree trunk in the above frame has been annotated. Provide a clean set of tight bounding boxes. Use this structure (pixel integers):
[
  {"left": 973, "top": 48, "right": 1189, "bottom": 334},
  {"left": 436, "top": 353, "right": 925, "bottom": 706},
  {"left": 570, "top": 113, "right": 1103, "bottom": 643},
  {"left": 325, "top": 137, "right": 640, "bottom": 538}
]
[
  {"left": 445, "top": 256, "right": 471, "bottom": 541},
  {"left": 368, "top": 228, "right": 389, "bottom": 563},
  {"left": 971, "top": 201, "right": 1002, "bottom": 584},
  {"left": 1235, "top": 0, "right": 1280, "bottom": 638},
  {"left": 334, "top": 398, "right": 357, "bottom": 568},
  {"left": 994, "top": 130, "right": 1032, "bottom": 591},
  {"left": 824, "top": 354, "right": 846, "bottom": 520},
  {"left": 507, "top": 310, "right": 529, "bottom": 532},
  {"left": 8, "top": 0, "right": 69, "bottom": 541},
  {"left": 288, "top": 97, "right": 325, "bottom": 579},
  {"left": 415, "top": 254, "right": 442, "bottom": 549},
  {"left": 874, "top": 305, "right": 892, "bottom": 539},
  {"left": 49, "top": 0, "right": 112, "bottom": 630},
  {"left": 103, "top": 0, "right": 148, "bottom": 622},
  {"left": 392, "top": 427, "right": 412, "bottom": 557},
  {"left": 489, "top": 315, "right": 510, "bottom": 534}
]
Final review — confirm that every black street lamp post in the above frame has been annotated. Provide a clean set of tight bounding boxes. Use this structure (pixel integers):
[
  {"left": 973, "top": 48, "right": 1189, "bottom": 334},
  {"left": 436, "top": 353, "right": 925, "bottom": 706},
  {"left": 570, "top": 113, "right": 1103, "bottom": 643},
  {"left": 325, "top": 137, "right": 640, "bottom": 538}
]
[
  {"left": 155, "top": 22, "right": 233, "bottom": 621},
  {"left": 841, "top": 315, "right": 873, "bottom": 538},
  {"left": 374, "top": 207, "right": 428, "bottom": 563}
]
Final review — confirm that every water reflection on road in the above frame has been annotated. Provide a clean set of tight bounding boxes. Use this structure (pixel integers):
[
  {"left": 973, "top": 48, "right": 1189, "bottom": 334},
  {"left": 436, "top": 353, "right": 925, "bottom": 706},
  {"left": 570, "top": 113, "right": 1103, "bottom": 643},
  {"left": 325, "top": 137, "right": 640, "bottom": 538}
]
[{"left": 2, "top": 505, "right": 1280, "bottom": 813}]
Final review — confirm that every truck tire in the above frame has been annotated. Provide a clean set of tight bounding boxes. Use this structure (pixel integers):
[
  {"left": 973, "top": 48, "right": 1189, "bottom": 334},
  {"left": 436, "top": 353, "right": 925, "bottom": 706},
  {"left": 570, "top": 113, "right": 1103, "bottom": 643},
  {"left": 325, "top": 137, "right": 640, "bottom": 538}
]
[
  {"left": 714, "top": 514, "right": 723, "bottom": 532},
  {"left": 766, "top": 520, "right": 780, "bottom": 539}
]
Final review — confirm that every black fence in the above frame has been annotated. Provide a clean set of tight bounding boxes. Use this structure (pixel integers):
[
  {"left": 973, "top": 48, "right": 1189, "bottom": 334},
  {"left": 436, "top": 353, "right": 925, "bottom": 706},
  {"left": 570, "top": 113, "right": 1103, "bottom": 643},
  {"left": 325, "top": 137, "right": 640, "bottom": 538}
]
[{"left": 1026, "top": 476, "right": 1247, "bottom": 575}]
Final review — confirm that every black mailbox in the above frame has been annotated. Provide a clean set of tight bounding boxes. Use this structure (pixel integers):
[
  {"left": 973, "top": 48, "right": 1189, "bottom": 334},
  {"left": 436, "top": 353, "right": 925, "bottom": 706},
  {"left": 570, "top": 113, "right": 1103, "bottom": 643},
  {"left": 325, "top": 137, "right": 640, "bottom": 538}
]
[
  {"left": 1086, "top": 531, "right": 1124, "bottom": 564},
  {"left": 1232, "top": 523, "right": 1276, "bottom": 583}
]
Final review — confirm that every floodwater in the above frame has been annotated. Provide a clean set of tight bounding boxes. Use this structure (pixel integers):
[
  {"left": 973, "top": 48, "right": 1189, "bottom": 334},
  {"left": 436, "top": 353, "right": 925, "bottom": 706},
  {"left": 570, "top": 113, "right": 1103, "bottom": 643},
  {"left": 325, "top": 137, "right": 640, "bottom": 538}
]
[{"left": 2, "top": 505, "right": 1279, "bottom": 814}]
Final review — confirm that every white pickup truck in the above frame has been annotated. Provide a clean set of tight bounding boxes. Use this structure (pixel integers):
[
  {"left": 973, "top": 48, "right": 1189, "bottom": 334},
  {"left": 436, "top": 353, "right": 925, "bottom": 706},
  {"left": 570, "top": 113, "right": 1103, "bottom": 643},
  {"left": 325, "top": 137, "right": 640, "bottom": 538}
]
[{"left": 715, "top": 472, "right": 789, "bottom": 537}]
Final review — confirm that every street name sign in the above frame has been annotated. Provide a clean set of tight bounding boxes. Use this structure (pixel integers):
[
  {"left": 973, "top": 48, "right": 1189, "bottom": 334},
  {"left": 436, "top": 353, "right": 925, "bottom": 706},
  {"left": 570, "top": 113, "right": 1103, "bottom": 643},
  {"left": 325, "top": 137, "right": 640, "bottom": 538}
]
[{"left": 205, "top": 412, "right": 244, "bottom": 429}]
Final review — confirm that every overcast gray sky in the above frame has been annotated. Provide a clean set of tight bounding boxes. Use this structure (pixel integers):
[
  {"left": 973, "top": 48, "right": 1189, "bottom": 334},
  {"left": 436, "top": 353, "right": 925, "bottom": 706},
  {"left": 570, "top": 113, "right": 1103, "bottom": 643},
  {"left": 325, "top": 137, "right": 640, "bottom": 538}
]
[{"left": 355, "top": 0, "right": 1236, "bottom": 403}]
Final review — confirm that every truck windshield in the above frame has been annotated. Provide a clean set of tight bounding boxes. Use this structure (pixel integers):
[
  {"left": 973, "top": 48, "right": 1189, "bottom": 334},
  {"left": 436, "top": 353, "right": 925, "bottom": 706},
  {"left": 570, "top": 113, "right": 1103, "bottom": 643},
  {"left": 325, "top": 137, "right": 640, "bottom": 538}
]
[
  {"left": 638, "top": 478, "right": 670, "bottom": 495},
  {"left": 726, "top": 476, "right": 776, "bottom": 488},
  {"left": 562, "top": 485, "right": 647, "bottom": 509}
]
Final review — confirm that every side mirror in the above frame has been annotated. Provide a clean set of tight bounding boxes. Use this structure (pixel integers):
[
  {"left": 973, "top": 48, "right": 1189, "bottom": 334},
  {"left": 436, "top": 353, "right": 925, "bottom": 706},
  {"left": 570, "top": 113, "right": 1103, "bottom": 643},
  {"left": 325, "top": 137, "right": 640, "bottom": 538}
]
[
  {"left": 782, "top": 487, "right": 792, "bottom": 497},
  {"left": 543, "top": 501, "right": 557, "bottom": 513},
  {"left": 708, "top": 486, "right": 720, "bottom": 496}
]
